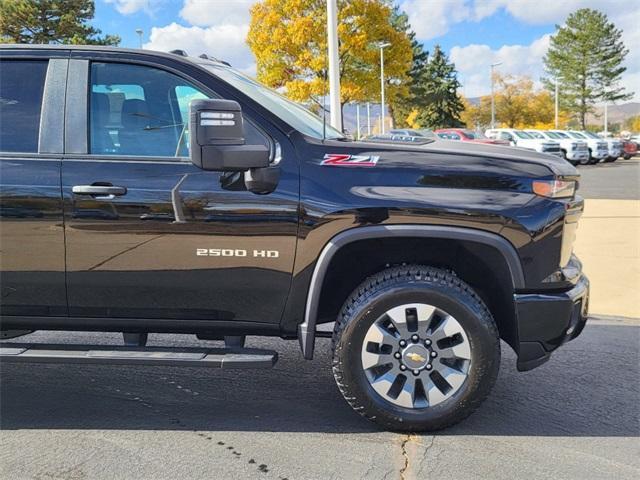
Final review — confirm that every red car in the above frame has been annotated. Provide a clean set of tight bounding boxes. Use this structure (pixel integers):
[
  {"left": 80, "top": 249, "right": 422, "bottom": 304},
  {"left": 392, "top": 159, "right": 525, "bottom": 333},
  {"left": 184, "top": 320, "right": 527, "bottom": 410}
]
[
  {"left": 622, "top": 140, "right": 638, "bottom": 159},
  {"left": 436, "top": 128, "right": 510, "bottom": 146}
]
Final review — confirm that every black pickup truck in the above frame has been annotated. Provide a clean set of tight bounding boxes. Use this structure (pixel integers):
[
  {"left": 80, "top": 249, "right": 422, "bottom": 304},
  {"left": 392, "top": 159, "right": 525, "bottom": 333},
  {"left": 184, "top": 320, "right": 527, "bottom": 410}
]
[{"left": 0, "top": 45, "right": 589, "bottom": 431}]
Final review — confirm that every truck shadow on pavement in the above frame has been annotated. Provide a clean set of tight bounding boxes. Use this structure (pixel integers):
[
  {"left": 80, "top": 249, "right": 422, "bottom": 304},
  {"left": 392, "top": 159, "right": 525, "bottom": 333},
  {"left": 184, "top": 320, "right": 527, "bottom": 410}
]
[{"left": 0, "top": 324, "right": 638, "bottom": 437}]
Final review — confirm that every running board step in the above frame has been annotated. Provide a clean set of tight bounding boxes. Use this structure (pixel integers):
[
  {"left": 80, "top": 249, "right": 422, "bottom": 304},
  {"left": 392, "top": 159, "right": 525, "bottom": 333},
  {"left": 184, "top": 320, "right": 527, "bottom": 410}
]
[{"left": 0, "top": 343, "right": 277, "bottom": 369}]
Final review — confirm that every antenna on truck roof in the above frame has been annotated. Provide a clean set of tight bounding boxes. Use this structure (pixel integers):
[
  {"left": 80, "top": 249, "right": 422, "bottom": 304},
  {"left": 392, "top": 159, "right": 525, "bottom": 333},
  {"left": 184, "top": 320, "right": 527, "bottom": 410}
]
[{"left": 199, "top": 53, "right": 231, "bottom": 66}]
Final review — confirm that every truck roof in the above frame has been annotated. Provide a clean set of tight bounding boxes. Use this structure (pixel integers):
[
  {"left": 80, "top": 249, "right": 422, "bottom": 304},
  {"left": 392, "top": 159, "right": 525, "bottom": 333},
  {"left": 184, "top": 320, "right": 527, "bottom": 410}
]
[{"left": 0, "top": 44, "right": 228, "bottom": 69}]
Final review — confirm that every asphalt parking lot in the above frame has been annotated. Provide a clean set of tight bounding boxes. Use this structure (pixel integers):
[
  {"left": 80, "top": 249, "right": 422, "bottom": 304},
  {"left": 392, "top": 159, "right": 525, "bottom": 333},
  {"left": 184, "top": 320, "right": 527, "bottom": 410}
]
[
  {"left": 577, "top": 157, "right": 640, "bottom": 200},
  {"left": 1, "top": 159, "right": 639, "bottom": 480}
]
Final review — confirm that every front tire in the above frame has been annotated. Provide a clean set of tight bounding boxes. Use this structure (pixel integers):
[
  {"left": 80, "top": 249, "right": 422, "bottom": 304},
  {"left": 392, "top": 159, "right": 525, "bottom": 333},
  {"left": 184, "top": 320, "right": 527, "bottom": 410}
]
[{"left": 331, "top": 265, "right": 500, "bottom": 432}]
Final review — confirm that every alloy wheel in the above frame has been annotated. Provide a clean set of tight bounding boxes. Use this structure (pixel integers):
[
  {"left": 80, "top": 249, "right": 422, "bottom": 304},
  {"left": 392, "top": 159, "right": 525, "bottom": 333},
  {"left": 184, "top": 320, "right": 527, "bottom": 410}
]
[{"left": 361, "top": 303, "right": 471, "bottom": 409}]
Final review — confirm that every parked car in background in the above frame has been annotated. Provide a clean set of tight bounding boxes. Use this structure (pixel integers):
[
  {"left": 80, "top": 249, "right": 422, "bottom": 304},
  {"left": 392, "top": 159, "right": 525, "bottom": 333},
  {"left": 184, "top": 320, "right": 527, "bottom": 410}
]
[
  {"left": 416, "top": 129, "right": 437, "bottom": 139},
  {"left": 389, "top": 129, "right": 426, "bottom": 137},
  {"left": 363, "top": 133, "right": 432, "bottom": 144},
  {"left": 485, "top": 128, "right": 563, "bottom": 157},
  {"left": 365, "top": 129, "right": 436, "bottom": 144},
  {"left": 553, "top": 131, "right": 607, "bottom": 164},
  {"left": 524, "top": 130, "right": 589, "bottom": 166},
  {"left": 578, "top": 131, "right": 623, "bottom": 162},
  {"left": 387, "top": 129, "right": 437, "bottom": 140},
  {"left": 435, "top": 128, "right": 510, "bottom": 146},
  {"left": 622, "top": 140, "right": 638, "bottom": 159}
]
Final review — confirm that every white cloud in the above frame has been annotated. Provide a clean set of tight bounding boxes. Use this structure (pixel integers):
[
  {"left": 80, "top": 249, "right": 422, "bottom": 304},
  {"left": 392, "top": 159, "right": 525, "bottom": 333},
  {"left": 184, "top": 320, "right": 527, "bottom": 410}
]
[
  {"left": 451, "top": 34, "right": 551, "bottom": 98},
  {"left": 144, "top": 22, "right": 255, "bottom": 74},
  {"left": 104, "top": 0, "right": 156, "bottom": 15},
  {"left": 142, "top": 1, "right": 258, "bottom": 74},
  {"left": 179, "top": 0, "right": 255, "bottom": 27},
  {"left": 400, "top": 0, "right": 472, "bottom": 40}
]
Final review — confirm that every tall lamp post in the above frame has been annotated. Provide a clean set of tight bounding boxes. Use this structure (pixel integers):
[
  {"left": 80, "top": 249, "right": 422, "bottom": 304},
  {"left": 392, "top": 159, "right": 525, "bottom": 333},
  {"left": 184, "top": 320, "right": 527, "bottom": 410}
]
[
  {"left": 490, "top": 61, "right": 502, "bottom": 129},
  {"left": 326, "top": 0, "right": 342, "bottom": 131},
  {"left": 379, "top": 42, "right": 391, "bottom": 134},
  {"left": 135, "top": 28, "right": 144, "bottom": 49},
  {"left": 603, "top": 92, "right": 609, "bottom": 136},
  {"left": 554, "top": 77, "right": 559, "bottom": 129}
]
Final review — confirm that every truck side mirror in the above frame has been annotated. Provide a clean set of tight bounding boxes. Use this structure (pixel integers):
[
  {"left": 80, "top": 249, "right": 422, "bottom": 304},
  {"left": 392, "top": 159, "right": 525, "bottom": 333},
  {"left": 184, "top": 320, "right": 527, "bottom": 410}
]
[{"left": 189, "top": 99, "right": 270, "bottom": 171}]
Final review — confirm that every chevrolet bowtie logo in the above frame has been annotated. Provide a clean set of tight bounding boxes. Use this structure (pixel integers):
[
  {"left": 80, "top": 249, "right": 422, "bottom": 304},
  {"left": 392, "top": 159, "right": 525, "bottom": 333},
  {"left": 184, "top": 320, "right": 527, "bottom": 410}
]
[{"left": 406, "top": 352, "right": 426, "bottom": 363}]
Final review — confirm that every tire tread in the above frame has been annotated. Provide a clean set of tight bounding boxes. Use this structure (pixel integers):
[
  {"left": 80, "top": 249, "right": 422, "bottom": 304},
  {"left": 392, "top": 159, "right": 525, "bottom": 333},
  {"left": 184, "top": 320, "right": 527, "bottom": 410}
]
[{"left": 331, "top": 264, "right": 499, "bottom": 431}]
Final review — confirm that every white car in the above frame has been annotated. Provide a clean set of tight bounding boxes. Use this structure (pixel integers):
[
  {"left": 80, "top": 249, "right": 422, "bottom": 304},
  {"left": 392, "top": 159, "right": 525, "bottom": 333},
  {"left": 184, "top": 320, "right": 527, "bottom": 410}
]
[
  {"left": 557, "top": 131, "right": 608, "bottom": 164},
  {"left": 578, "top": 131, "right": 623, "bottom": 162},
  {"left": 524, "top": 130, "right": 589, "bottom": 165},
  {"left": 484, "top": 128, "right": 563, "bottom": 157}
]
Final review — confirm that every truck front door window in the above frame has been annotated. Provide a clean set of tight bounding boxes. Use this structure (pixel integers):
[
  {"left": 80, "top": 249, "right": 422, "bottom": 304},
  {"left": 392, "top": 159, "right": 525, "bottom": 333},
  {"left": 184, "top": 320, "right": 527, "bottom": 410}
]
[{"left": 89, "top": 62, "right": 210, "bottom": 157}]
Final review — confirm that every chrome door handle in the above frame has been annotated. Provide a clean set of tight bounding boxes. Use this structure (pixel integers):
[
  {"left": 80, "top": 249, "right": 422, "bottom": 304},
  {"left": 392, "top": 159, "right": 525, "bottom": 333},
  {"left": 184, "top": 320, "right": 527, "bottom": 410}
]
[{"left": 72, "top": 185, "right": 127, "bottom": 196}]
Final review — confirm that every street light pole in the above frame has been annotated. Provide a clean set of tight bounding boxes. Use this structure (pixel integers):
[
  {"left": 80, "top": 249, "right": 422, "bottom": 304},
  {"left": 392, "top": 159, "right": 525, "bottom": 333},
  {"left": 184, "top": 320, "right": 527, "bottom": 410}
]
[
  {"left": 490, "top": 61, "right": 502, "bottom": 129},
  {"left": 379, "top": 42, "right": 391, "bottom": 134},
  {"left": 326, "top": 0, "right": 342, "bottom": 131},
  {"left": 366, "top": 102, "right": 371, "bottom": 136},
  {"left": 356, "top": 103, "right": 360, "bottom": 140},
  {"left": 135, "top": 28, "right": 143, "bottom": 49},
  {"left": 554, "top": 77, "right": 559, "bottom": 129}
]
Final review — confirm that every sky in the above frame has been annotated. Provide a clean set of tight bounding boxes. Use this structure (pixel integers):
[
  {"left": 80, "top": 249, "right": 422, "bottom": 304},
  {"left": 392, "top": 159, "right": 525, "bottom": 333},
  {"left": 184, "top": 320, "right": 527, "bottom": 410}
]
[{"left": 95, "top": 0, "right": 639, "bottom": 102}]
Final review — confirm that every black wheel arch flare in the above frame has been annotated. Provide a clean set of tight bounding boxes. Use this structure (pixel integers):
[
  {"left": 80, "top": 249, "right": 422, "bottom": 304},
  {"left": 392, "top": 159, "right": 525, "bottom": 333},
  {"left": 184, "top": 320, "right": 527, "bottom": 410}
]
[{"left": 297, "top": 225, "right": 525, "bottom": 359}]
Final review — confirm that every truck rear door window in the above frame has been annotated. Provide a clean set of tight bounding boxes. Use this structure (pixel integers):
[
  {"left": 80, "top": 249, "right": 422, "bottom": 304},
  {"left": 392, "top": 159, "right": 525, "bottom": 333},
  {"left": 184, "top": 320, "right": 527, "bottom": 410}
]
[{"left": 0, "top": 60, "right": 48, "bottom": 153}]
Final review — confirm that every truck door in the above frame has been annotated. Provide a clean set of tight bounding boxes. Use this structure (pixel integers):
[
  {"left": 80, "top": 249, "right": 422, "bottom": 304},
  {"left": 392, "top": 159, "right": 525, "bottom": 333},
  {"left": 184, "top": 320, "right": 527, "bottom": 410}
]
[
  {"left": 0, "top": 56, "right": 68, "bottom": 317},
  {"left": 61, "top": 57, "right": 298, "bottom": 325}
]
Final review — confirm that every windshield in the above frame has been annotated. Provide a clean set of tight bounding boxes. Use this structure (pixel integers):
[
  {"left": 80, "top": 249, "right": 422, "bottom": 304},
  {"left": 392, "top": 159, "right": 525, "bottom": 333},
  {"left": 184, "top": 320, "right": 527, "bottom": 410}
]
[
  {"left": 514, "top": 130, "right": 533, "bottom": 139},
  {"left": 204, "top": 64, "right": 345, "bottom": 140},
  {"left": 580, "top": 131, "right": 599, "bottom": 139},
  {"left": 543, "top": 131, "right": 561, "bottom": 139},
  {"left": 567, "top": 131, "right": 585, "bottom": 139},
  {"left": 553, "top": 131, "right": 569, "bottom": 138},
  {"left": 527, "top": 131, "right": 544, "bottom": 139}
]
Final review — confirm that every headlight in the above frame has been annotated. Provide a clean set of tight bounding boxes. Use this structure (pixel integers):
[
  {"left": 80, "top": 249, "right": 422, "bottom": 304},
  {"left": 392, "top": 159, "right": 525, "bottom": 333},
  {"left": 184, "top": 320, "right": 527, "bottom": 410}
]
[{"left": 532, "top": 179, "right": 576, "bottom": 198}]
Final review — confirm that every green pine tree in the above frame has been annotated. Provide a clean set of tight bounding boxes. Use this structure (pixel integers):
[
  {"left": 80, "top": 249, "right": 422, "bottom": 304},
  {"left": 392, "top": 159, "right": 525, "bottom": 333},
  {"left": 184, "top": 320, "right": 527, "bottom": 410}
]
[
  {"left": 416, "top": 45, "right": 464, "bottom": 129},
  {"left": 389, "top": 7, "right": 430, "bottom": 128},
  {"left": 0, "top": 0, "right": 120, "bottom": 45},
  {"left": 543, "top": 8, "right": 631, "bottom": 129}
]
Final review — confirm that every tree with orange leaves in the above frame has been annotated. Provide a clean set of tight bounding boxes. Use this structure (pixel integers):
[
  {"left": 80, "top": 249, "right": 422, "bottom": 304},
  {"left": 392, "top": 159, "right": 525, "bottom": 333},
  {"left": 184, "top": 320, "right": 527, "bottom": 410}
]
[{"left": 247, "top": 0, "right": 412, "bottom": 117}]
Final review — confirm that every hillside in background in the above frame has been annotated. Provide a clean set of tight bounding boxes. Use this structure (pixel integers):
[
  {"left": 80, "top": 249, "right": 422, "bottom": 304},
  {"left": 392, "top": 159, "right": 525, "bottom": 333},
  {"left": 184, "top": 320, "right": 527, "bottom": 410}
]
[{"left": 586, "top": 102, "right": 640, "bottom": 125}]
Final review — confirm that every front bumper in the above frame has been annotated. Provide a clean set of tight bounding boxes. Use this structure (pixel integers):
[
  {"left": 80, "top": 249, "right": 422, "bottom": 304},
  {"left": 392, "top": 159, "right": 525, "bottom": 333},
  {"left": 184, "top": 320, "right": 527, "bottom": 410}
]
[
  {"left": 593, "top": 148, "right": 609, "bottom": 159},
  {"left": 607, "top": 148, "right": 622, "bottom": 158},
  {"left": 541, "top": 149, "right": 563, "bottom": 157},
  {"left": 514, "top": 274, "right": 589, "bottom": 371},
  {"left": 566, "top": 149, "right": 589, "bottom": 161}
]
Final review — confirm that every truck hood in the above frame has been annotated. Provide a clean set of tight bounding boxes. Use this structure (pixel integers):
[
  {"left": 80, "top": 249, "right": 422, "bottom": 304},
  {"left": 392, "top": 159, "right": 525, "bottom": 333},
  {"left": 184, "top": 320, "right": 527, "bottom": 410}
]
[
  {"left": 417, "top": 139, "right": 577, "bottom": 177},
  {"left": 314, "top": 137, "right": 579, "bottom": 179}
]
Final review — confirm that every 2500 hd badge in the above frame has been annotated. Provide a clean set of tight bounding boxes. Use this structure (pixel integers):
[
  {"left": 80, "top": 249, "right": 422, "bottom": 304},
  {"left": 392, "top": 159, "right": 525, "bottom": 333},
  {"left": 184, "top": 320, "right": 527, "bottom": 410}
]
[{"left": 196, "top": 248, "right": 280, "bottom": 258}]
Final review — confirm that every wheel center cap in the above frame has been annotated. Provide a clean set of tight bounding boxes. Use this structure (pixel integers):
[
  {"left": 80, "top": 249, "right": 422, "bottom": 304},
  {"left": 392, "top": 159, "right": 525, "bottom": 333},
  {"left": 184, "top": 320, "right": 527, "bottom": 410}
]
[{"left": 401, "top": 344, "right": 429, "bottom": 369}]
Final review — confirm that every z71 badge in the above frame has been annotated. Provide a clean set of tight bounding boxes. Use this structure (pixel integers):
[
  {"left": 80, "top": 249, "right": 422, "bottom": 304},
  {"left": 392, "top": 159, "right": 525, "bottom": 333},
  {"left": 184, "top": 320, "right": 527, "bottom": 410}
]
[{"left": 321, "top": 154, "right": 380, "bottom": 167}]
